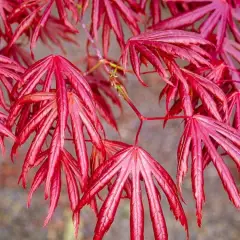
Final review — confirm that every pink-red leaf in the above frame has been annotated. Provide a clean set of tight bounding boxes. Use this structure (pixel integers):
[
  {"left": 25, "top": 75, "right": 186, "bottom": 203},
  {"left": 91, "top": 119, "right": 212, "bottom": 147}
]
[{"left": 76, "top": 144, "right": 188, "bottom": 240}]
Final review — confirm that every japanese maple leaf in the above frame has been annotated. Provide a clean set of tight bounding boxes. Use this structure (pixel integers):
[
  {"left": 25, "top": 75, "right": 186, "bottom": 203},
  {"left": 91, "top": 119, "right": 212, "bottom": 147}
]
[
  {"left": 160, "top": 66, "right": 227, "bottom": 121},
  {"left": 7, "top": 90, "right": 101, "bottom": 230},
  {"left": 0, "top": 55, "right": 24, "bottom": 110},
  {"left": 178, "top": 114, "right": 240, "bottom": 226},
  {"left": 75, "top": 143, "right": 188, "bottom": 240},
  {"left": 8, "top": 91, "right": 103, "bottom": 192},
  {"left": 7, "top": 0, "right": 79, "bottom": 53},
  {"left": 122, "top": 29, "right": 212, "bottom": 86},
  {"left": 8, "top": 55, "right": 104, "bottom": 191},
  {"left": 154, "top": 0, "right": 238, "bottom": 50},
  {"left": 88, "top": 0, "right": 141, "bottom": 56},
  {"left": 8, "top": 55, "right": 101, "bottom": 174}
]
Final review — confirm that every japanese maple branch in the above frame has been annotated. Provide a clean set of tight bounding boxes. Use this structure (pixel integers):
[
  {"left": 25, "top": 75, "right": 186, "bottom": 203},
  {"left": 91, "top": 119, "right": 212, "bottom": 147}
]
[
  {"left": 80, "top": 21, "right": 103, "bottom": 61},
  {"left": 80, "top": 20, "right": 187, "bottom": 145},
  {"left": 121, "top": 93, "right": 187, "bottom": 145}
]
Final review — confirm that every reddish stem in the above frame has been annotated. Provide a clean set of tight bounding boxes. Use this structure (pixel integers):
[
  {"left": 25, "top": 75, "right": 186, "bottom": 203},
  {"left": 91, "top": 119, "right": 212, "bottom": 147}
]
[
  {"left": 125, "top": 96, "right": 143, "bottom": 120},
  {"left": 125, "top": 95, "right": 188, "bottom": 145},
  {"left": 144, "top": 115, "right": 188, "bottom": 121},
  {"left": 135, "top": 120, "right": 143, "bottom": 145}
]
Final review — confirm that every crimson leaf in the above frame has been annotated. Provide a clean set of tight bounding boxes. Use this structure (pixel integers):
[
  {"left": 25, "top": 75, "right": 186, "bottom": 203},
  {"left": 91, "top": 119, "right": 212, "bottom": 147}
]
[
  {"left": 123, "top": 29, "right": 212, "bottom": 85},
  {"left": 178, "top": 114, "right": 240, "bottom": 226},
  {"left": 154, "top": 0, "right": 239, "bottom": 50},
  {"left": 76, "top": 143, "right": 188, "bottom": 240}
]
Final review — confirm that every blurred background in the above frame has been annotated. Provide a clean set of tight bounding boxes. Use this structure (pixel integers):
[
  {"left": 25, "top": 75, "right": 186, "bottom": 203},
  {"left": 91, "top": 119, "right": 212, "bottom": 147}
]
[{"left": 1, "top": 4, "right": 240, "bottom": 240}]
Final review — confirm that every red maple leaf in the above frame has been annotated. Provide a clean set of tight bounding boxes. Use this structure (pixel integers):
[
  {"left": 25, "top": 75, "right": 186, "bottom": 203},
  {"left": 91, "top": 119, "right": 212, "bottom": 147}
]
[
  {"left": 154, "top": 0, "right": 239, "bottom": 50},
  {"left": 76, "top": 143, "right": 188, "bottom": 240},
  {"left": 8, "top": 90, "right": 103, "bottom": 189},
  {"left": 123, "top": 29, "right": 212, "bottom": 86},
  {"left": 160, "top": 66, "right": 227, "bottom": 121},
  {"left": 7, "top": 91, "right": 103, "bottom": 232},
  {"left": 178, "top": 114, "right": 240, "bottom": 226},
  {"left": 7, "top": 0, "right": 79, "bottom": 53},
  {"left": 7, "top": 55, "right": 104, "bottom": 201}
]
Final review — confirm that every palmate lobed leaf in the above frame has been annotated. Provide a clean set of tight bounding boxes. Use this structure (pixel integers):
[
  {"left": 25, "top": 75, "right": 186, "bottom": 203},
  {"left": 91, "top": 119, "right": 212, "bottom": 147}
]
[
  {"left": 160, "top": 65, "right": 228, "bottom": 121},
  {"left": 6, "top": 54, "right": 105, "bottom": 226},
  {"left": 8, "top": 90, "right": 103, "bottom": 188},
  {"left": 178, "top": 114, "right": 240, "bottom": 226},
  {"left": 123, "top": 29, "right": 213, "bottom": 86},
  {"left": 7, "top": 55, "right": 104, "bottom": 175},
  {"left": 76, "top": 142, "right": 188, "bottom": 240},
  {"left": 7, "top": 0, "right": 79, "bottom": 53},
  {"left": 7, "top": 90, "right": 104, "bottom": 232},
  {"left": 154, "top": 0, "right": 239, "bottom": 50}
]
